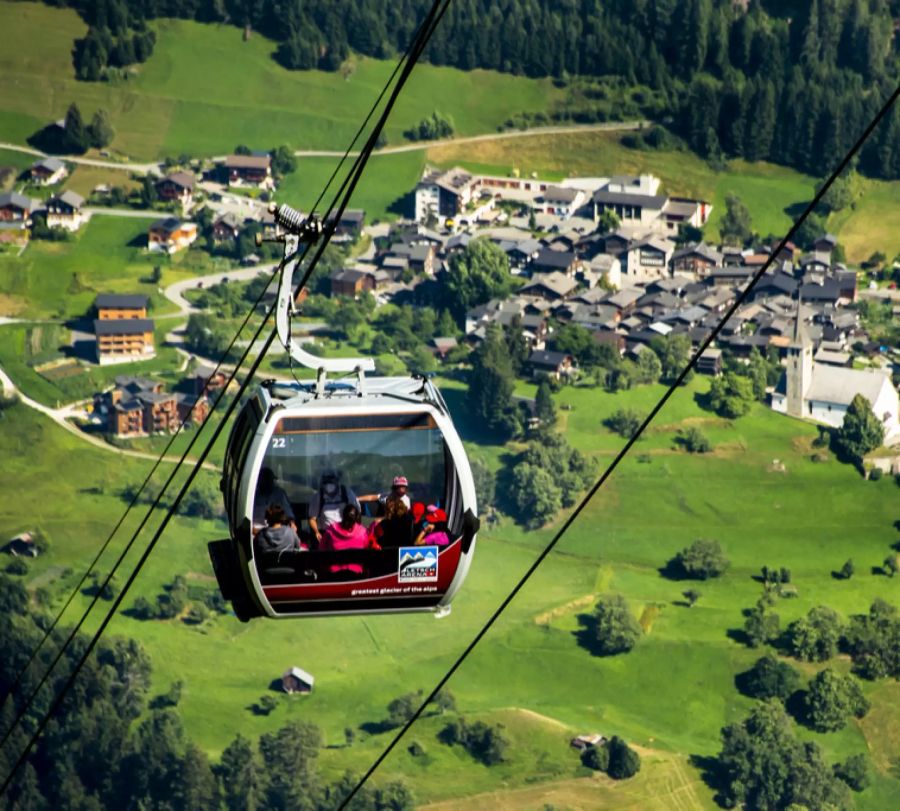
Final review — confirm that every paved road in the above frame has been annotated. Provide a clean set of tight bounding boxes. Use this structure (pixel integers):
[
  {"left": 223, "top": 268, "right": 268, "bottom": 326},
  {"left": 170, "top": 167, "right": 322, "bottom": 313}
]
[
  {"left": 289, "top": 120, "right": 650, "bottom": 158},
  {"left": 0, "top": 141, "right": 161, "bottom": 175},
  {"left": 163, "top": 265, "right": 277, "bottom": 314},
  {"left": 85, "top": 206, "right": 168, "bottom": 220},
  {"left": 2, "top": 120, "right": 649, "bottom": 172},
  {"left": 0, "top": 359, "right": 217, "bottom": 469}
]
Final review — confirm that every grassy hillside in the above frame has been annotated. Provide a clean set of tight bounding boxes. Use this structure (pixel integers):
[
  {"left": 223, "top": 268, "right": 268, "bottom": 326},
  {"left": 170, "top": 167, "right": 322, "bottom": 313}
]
[
  {"left": 5, "top": 369, "right": 898, "bottom": 807},
  {"left": 0, "top": 2, "right": 562, "bottom": 160}
]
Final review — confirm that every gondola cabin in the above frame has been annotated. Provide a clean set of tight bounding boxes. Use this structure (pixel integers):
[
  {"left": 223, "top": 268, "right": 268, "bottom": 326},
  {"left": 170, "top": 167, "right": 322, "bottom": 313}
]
[{"left": 211, "top": 377, "right": 478, "bottom": 620}]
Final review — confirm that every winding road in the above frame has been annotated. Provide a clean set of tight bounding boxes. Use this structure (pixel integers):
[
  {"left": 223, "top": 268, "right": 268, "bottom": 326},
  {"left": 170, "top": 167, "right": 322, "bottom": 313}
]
[{"left": 1, "top": 120, "right": 647, "bottom": 175}]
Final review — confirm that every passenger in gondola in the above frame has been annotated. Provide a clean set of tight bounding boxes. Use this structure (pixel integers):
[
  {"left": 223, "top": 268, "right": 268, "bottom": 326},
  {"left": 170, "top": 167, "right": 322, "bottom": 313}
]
[
  {"left": 359, "top": 475, "right": 411, "bottom": 513},
  {"left": 309, "top": 470, "right": 360, "bottom": 545},
  {"left": 257, "top": 504, "right": 306, "bottom": 555},
  {"left": 415, "top": 506, "right": 451, "bottom": 547},
  {"left": 370, "top": 494, "right": 415, "bottom": 548},
  {"left": 253, "top": 467, "right": 296, "bottom": 530},
  {"left": 320, "top": 504, "right": 369, "bottom": 576}
]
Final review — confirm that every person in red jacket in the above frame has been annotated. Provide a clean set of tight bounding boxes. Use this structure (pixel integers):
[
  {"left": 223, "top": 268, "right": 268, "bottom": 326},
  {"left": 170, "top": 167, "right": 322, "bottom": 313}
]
[{"left": 320, "top": 504, "right": 370, "bottom": 575}]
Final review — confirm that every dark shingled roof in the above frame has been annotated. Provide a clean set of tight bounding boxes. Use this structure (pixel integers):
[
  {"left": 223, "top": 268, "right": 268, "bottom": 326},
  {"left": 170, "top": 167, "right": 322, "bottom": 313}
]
[
  {"left": 95, "top": 294, "right": 148, "bottom": 310},
  {"left": 94, "top": 318, "right": 154, "bottom": 336}
]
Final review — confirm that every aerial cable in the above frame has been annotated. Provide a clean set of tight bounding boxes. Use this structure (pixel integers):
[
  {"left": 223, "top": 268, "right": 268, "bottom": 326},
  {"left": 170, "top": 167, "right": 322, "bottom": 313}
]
[
  {"left": 0, "top": 262, "right": 283, "bottom": 714},
  {"left": 0, "top": 0, "right": 450, "bottom": 794},
  {"left": 338, "top": 83, "right": 900, "bottom": 809},
  {"left": 0, "top": 0, "right": 447, "bottom": 763}
]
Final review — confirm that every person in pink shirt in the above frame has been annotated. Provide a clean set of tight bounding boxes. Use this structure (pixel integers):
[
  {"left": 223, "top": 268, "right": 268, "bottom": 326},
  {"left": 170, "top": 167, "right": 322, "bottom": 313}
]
[
  {"left": 414, "top": 506, "right": 452, "bottom": 547},
  {"left": 320, "top": 504, "right": 369, "bottom": 575}
]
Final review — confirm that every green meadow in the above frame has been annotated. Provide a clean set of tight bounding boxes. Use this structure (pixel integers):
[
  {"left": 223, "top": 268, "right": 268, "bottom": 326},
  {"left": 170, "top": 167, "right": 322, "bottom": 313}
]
[
  {"left": 4, "top": 368, "right": 899, "bottom": 807},
  {"left": 0, "top": 2, "right": 561, "bottom": 160}
]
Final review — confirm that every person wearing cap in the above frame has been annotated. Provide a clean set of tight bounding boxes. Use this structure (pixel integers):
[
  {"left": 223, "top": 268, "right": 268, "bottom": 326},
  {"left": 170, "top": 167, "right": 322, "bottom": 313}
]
[
  {"left": 253, "top": 467, "right": 296, "bottom": 530},
  {"left": 309, "top": 470, "right": 360, "bottom": 545},
  {"left": 359, "top": 475, "right": 411, "bottom": 512},
  {"left": 414, "top": 505, "right": 451, "bottom": 547}
]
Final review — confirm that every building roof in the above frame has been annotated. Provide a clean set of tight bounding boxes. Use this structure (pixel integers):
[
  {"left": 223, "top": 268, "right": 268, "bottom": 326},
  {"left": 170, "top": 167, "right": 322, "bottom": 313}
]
[
  {"left": 158, "top": 171, "right": 195, "bottom": 190},
  {"left": 0, "top": 192, "right": 34, "bottom": 210},
  {"left": 521, "top": 272, "right": 578, "bottom": 299},
  {"left": 33, "top": 156, "right": 65, "bottom": 172},
  {"left": 224, "top": 154, "right": 271, "bottom": 169},
  {"left": 528, "top": 349, "right": 573, "bottom": 368},
  {"left": 533, "top": 247, "right": 576, "bottom": 270},
  {"left": 51, "top": 190, "right": 84, "bottom": 208},
  {"left": 150, "top": 216, "right": 186, "bottom": 233},
  {"left": 95, "top": 293, "right": 149, "bottom": 310},
  {"left": 805, "top": 366, "right": 894, "bottom": 408},
  {"left": 283, "top": 666, "right": 315, "bottom": 686},
  {"left": 593, "top": 189, "right": 668, "bottom": 210},
  {"left": 94, "top": 318, "right": 154, "bottom": 336},
  {"left": 543, "top": 185, "right": 580, "bottom": 203}
]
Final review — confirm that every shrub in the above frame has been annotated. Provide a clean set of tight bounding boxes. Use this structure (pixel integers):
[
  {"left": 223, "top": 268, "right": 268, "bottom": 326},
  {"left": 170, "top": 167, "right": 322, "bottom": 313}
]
[
  {"left": 869, "top": 467, "right": 883, "bottom": 481},
  {"left": 738, "top": 655, "right": 801, "bottom": 701},
  {"left": 606, "top": 736, "right": 641, "bottom": 780},
  {"left": 671, "top": 539, "right": 729, "bottom": 580},
  {"left": 581, "top": 743, "right": 609, "bottom": 771},
  {"left": 679, "top": 426, "right": 711, "bottom": 453},
  {"left": 834, "top": 753, "right": 870, "bottom": 792},
  {"left": 604, "top": 408, "right": 642, "bottom": 438},
  {"left": 6, "top": 558, "right": 28, "bottom": 576}
]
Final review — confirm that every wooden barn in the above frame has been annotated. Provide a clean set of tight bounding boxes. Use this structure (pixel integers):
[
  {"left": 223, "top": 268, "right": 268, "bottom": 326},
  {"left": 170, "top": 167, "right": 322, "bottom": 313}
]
[{"left": 281, "top": 666, "right": 315, "bottom": 694}]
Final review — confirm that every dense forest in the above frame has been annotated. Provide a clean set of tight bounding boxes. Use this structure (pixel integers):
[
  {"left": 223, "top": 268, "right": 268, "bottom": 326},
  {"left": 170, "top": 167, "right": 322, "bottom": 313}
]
[
  {"left": 0, "top": 574, "right": 412, "bottom": 810},
  {"left": 49, "top": 0, "right": 900, "bottom": 180}
]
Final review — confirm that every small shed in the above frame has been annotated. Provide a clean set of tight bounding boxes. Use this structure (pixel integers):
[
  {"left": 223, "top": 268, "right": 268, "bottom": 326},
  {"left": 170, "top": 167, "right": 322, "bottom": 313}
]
[
  {"left": 281, "top": 666, "right": 315, "bottom": 694},
  {"left": 570, "top": 733, "right": 606, "bottom": 751},
  {"left": 4, "top": 532, "right": 38, "bottom": 557}
]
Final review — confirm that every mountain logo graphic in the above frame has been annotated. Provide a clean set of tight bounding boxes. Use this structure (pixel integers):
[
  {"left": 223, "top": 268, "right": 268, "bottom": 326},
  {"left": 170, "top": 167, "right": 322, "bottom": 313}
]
[{"left": 398, "top": 546, "right": 439, "bottom": 582}]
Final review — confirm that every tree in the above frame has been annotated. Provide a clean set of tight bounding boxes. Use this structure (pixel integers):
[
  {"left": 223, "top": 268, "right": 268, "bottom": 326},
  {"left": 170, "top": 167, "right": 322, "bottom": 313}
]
[
  {"left": 591, "top": 594, "right": 642, "bottom": 655},
  {"left": 803, "top": 668, "right": 870, "bottom": 732},
  {"left": 181, "top": 476, "right": 221, "bottom": 519},
  {"left": 843, "top": 599, "right": 900, "bottom": 680},
  {"left": 387, "top": 692, "right": 420, "bottom": 728},
  {"left": 683, "top": 589, "right": 701, "bottom": 607},
  {"left": 679, "top": 426, "right": 711, "bottom": 453},
  {"left": 534, "top": 379, "right": 556, "bottom": 425},
  {"left": 442, "top": 238, "right": 512, "bottom": 321},
  {"left": 834, "top": 753, "right": 870, "bottom": 792},
  {"left": 672, "top": 539, "right": 729, "bottom": 580},
  {"left": 87, "top": 108, "right": 114, "bottom": 149},
  {"left": 708, "top": 372, "right": 754, "bottom": 418},
  {"left": 839, "top": 558, "right": 854, "bottom": 579},
  {"left": 581, "top": 743, "right": 609, "bottom": 771},
  {"left": 884, "top": 555, "right": 898, "bottom": 577},
  {"left": 509, "top": 463, "right": 561, "bottom": 529},
  {"left": 595, "top": 208, "right": 620, "bottom": 235},
  {"left": 469, "top": 457, "right": 496, "bottom": 512},
  {"left": 606, "top": 736, "right": 641, "bottom": 780},
  {"left": 270, "top": 144, "right": 297, "bottom": 177},
  {"left": 832, "top": 394, "right": 885, "bottom": 464},
  {"left": 468, "top": 325, "right": 521, "bottom": 439},
  {"left": 719, "top": 193, "right": 753, "bottom": 245},
  {"left": 634, "top": 345, "right": 662, "bottom": 385},
  {"left": 651, "top": 333, "right": 693, "bottom": 384},
  {"left": 433, "top": 688, "right": 456, "bottom": 715},
  {"left": 63, "top": 102, "right": 89, "bottom": 153},
  {"left": 258, "top": 720, "right": 322, "bottom": 809},
  {"left": 604, "top": 408, "right": 642, "bottom": 438},
  {"left": 743, "top": 599, "right": 781, "bottom": 648},
  {"left": 717, "top": 700, "right": 849, "bottom": 810},
  {"left": 738, "top": 655, "right": 801, "bottom": 700},
  {"left": 787, "top": 605, "right": 842, "bottom": 662}
]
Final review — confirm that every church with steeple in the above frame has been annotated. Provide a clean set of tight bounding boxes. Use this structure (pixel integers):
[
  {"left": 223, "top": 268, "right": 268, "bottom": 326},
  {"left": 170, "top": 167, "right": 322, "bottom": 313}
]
[{"left": 770, "top": 298, "right": 899, "bottom": 445}]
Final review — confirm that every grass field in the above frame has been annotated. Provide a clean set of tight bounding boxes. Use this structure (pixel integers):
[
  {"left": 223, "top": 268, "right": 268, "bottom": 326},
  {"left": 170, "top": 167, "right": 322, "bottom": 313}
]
[
  {"left": 5, "top": 369, "right": 898, "bottom": 807},
  {"left": 0, "top": 2, "right": 562, "bottom": 160},
  {"left": 0, "top": 215, "right": 213, "bottom": 320}
]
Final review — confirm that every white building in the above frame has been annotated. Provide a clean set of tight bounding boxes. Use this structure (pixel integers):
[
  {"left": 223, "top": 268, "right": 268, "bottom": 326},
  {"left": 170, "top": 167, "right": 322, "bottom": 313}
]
[
  {"left": 622, "top": 236, "right": 675, "bottom": 284},
  {"left": 771, "top": 304, "right": 899, "bottom": 443},
  {"left": 45, "top": 190, "right": 86, "bottom": 231}
]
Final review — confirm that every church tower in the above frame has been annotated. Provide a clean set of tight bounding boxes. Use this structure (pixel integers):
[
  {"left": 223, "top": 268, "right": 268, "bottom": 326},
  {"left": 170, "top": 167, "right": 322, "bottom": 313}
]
[{"left": 786, "top": 296, "right": 813, "bottom": 417}]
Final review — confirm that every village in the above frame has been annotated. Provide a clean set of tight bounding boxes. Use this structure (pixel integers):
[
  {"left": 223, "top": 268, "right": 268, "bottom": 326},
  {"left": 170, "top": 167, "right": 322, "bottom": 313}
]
[{"left": 1, "top": 146, "right": 898, "bottom": 455}]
